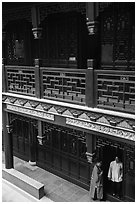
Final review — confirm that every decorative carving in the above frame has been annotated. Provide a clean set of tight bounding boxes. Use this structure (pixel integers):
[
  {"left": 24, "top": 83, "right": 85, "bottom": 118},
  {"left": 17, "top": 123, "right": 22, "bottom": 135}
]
[
  {"left": 2, "top": 95, "right": 7, "bottom": 102},
  {"left": 6, "top": 124, "right": 13, "bottom": 133},
  {"left": 9, "top": 97, "right": 17, "bottom": 104},
  {"left": 87, "top": 21, "right": 98, "bottom": 35},
  {"left": 34, "top": 59, "right": 42, "bottom": 67},
  {"left": 96, "top": 116, "right": 110, "bottom": 125},
  {"left": 86, "top": 152, "right": 95, "bottom": 163},
  {"left": 42, "top": 69, "right": 86, "bottom": 104},
  {"left": 18, "top": 99, "right": 27, "bottom": 106},
  {"left": 6, "top": 66, "right": 35, "bottom": 96},
  {"left": 56, "top": 107, "right": 67, "bottom": 114},
  {"left": 100, "top": 3, "right": 134, "bottom": 69},
  {"left": 37, "top": 135, "right": 46, "bottom": 145},
  {"left": 3, "top": 95, "right": 135, "bottom": 141},
  {"left": 32, "top": 28, "right": 42, "bottom": 39},
  {"left": 66, "top": 118, "right": 135, "bottom": 141},
  {"left": 7, "top": 104, "right": 54, "bottom": 121},
  {"left": 97, "top": 71, "right": 135, "bottom": 113},
  {"left": 117, "top": 120, "right": 133, "bottom": 130},
  {"left": 29, "top": 101, "right": 39, "bottom": 108}
]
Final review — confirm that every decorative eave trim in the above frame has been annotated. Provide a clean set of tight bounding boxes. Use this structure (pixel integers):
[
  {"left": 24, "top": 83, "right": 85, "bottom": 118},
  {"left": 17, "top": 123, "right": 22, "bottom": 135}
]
[
  {"left": 2, "top": 93, "right": 135, "bottom": 141},
  {"left": 2, "top": 92, "right": 135, "bottom": 120}
]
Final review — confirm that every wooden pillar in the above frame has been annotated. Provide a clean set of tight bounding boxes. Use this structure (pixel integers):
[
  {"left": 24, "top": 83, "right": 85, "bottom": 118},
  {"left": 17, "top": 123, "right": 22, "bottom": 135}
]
[
  {"left": 34, "top": 59, "right": 41, "bottom": 98},
  {"left": 29, "top": 122, "right": 36, "bottom": 166},
  {"left": 37, "top": 121, "right": 46, "bottom": 145},
  {"left": 2, "top": 58, "right": 7, "bottom": 93},
  {"left": 2, "top": 27, "right": 7, "bottom": 93},
  {"left": 2, "top": 105, "right": 14, "bottom": 169},
  {"left": 86, "top": 59, "right": 94, "bottom": 107},
  {"left": 86, "top": 3, "right": 99, "bottom": 108},
  {"left": 31, "top": 5, "right": 42, "bottom": 99},
  {"left": 86, "top": 133, "right": 96, "bottom": 164},
  {"left": 31, "top": 5, "right": 42, "bottom": 59}
]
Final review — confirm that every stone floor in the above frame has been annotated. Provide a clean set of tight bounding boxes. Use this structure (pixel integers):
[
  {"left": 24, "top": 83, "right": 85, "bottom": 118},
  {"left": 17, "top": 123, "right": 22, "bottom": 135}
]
[
  {"left": 2, "top": 152, "right": 92, "bottom": 202},
  {"left": 2, "top": 178, "right": 52, "bottom": 202}
]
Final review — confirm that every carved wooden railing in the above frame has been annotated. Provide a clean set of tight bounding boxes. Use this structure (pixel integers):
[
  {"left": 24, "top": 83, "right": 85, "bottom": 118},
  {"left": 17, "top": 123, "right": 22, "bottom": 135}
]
[
  {"left": 3, "top": 65, "right": 135, "bottom": 113},
  {"left": 5, "top": 66, "right": 35, "bottom": 96},
  {"left": 94, "top": 70, "right": 135, "bottom": 113},
  {"left": 40, "top": 68, "right": 86, "bottom": 105}
]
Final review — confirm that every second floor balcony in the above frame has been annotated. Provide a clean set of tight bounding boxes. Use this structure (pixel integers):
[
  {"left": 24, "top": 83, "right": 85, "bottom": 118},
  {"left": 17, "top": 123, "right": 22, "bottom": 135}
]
[{"left": 2, "top": 64, "right": 135, "bottom": 114}]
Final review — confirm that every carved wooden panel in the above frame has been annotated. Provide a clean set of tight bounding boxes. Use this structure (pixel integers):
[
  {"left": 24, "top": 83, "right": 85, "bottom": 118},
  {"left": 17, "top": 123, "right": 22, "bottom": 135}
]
[
  {"left": 41, "top": 69, "right": 86, "bottom": 104},
  {"left": 6, "top": 66, "right": 35, "bottom": 96},
  {"left": 96, "top": 70, "right": 135, "bottom": 113}
]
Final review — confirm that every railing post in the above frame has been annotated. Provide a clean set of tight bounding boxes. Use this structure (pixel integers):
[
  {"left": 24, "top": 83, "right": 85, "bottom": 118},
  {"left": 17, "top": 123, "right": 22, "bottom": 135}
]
[
  {"left": 86, "top": 59, "right": 94, "bottom": 107},
  {"left": 34, "top": 59, "right": 41, "bottom": 98}
]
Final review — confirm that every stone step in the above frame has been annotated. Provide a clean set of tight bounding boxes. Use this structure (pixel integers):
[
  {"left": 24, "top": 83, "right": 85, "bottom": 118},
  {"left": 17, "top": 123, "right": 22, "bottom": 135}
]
[{"left": 2, "top": 166, "right": 44, "bottom": 199}]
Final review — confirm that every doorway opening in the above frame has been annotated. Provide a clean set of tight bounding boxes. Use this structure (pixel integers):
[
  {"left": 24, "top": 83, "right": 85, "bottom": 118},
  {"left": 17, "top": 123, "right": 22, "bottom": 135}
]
[{"left": 103, "top": 145, "right": 123, "bottom": 195}]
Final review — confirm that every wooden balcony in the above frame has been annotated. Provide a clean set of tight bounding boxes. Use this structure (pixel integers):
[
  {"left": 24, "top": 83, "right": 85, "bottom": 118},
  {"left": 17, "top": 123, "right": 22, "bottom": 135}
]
[{"left": 2, "top": 65, "right": 135, "bottom": 114}]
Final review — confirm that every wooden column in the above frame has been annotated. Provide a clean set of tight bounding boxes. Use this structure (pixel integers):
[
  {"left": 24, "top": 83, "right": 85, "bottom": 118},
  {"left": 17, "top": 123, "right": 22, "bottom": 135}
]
[
  {"left": 31, "top": 5, "right": 42, "bottom": 59},
  {"left": 2, "top": 104, "right": 14, "bottom": 169},
  {"left": 37, "top": 120, "right": 46, "bottom": 145},
  {"left": 2, "top": 58, "right": 7, "bottom": 93},
  {"left": 29, "top": 122, "right": 36, "bottom": 166},
  {"left": 34, "top": 59, "right": 41, "bottom": 98},
  {"left": 86, "top": 133, "right": 96, "bottom": 164},
  {"left": 86, "top": 59, "right": 94, "bottom": 107},
  {"left": 86, "top": 3, "right": 99, "bottom": 108},
  {"left": 2, "top": 27, "right": 7, "bottom": 93}
]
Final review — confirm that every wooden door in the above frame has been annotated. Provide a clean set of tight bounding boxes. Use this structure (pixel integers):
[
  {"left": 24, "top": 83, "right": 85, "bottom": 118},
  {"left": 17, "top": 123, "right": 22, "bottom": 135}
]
[
  {"left": 36, "top": 122, "right": 90, "bottom": 189},
  {"left": 9, "top": 114, "right": 37, "bottom": 161}
]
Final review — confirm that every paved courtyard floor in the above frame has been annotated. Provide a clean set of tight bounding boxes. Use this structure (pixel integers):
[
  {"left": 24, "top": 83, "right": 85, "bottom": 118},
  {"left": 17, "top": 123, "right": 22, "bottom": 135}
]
[{"left": 2, "top": 152, "right": 92, "bottom": 202}]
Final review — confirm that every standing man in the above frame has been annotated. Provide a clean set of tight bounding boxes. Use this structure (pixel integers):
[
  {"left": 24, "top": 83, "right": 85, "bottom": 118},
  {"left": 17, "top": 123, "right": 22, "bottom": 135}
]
[
  {"left": 108, "top": 156, "right": 123, "bottom": 198},
  {"left": 89, "top": 160, "right": 103, "bottom": 201}
]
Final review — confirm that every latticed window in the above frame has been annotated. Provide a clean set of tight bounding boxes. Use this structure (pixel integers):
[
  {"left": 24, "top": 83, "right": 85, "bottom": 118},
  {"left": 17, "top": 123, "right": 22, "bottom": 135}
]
[
  {"left": 100, "top": 3, "right": 135, "bottom": 70},
  {"left": 5, "top": 20, "right": 34, "bottom": 65},
  {"left": 7, "top": 32, "right": 24, "bottom": 60}
]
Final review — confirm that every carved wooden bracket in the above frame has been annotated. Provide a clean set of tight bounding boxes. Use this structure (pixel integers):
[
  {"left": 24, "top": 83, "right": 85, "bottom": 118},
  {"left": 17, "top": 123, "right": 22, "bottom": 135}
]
[
  {"left": 86, "top": 20, "right": 98, "bottom": 35},
  {"left": 37, "top": 135, "right": 46, "bottom": 145},
  {"left": 31, "top": 6, "right": 42, "bottom": 39},
  {"left": 6, "top": 124, "right": 13, "bottom": 134},
  {"left": 86, "top": 152, "right": 95, "bottom": 163},
  {"left": 32, "top": 27, "right": 42, "bottom": 39}
]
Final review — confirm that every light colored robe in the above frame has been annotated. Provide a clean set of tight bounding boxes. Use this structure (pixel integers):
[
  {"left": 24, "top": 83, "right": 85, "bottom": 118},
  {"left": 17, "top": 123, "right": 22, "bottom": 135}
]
[{"left": 89, "top": 165, "right": 103, "bottom": 200}]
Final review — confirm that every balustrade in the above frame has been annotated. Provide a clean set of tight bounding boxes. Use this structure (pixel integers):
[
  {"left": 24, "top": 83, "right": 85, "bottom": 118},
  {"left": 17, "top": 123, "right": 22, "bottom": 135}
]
[
  {"left": 5, "top": 66, "right": 35, "bottom": 96},
  {"left": 94, "top": 70, "right": 135, "bottom": 113},
  {"left": 3, "top": 65, "right": 135, "bottom": 113},
  {"left": 40, "top": 68, "right": 86, "bottom": 105}
]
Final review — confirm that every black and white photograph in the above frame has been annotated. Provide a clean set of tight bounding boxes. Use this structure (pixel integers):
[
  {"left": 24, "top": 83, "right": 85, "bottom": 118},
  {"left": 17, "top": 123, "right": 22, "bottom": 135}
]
[{"left": 2, "top": 1, "right": 135, "bottom": 202}]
